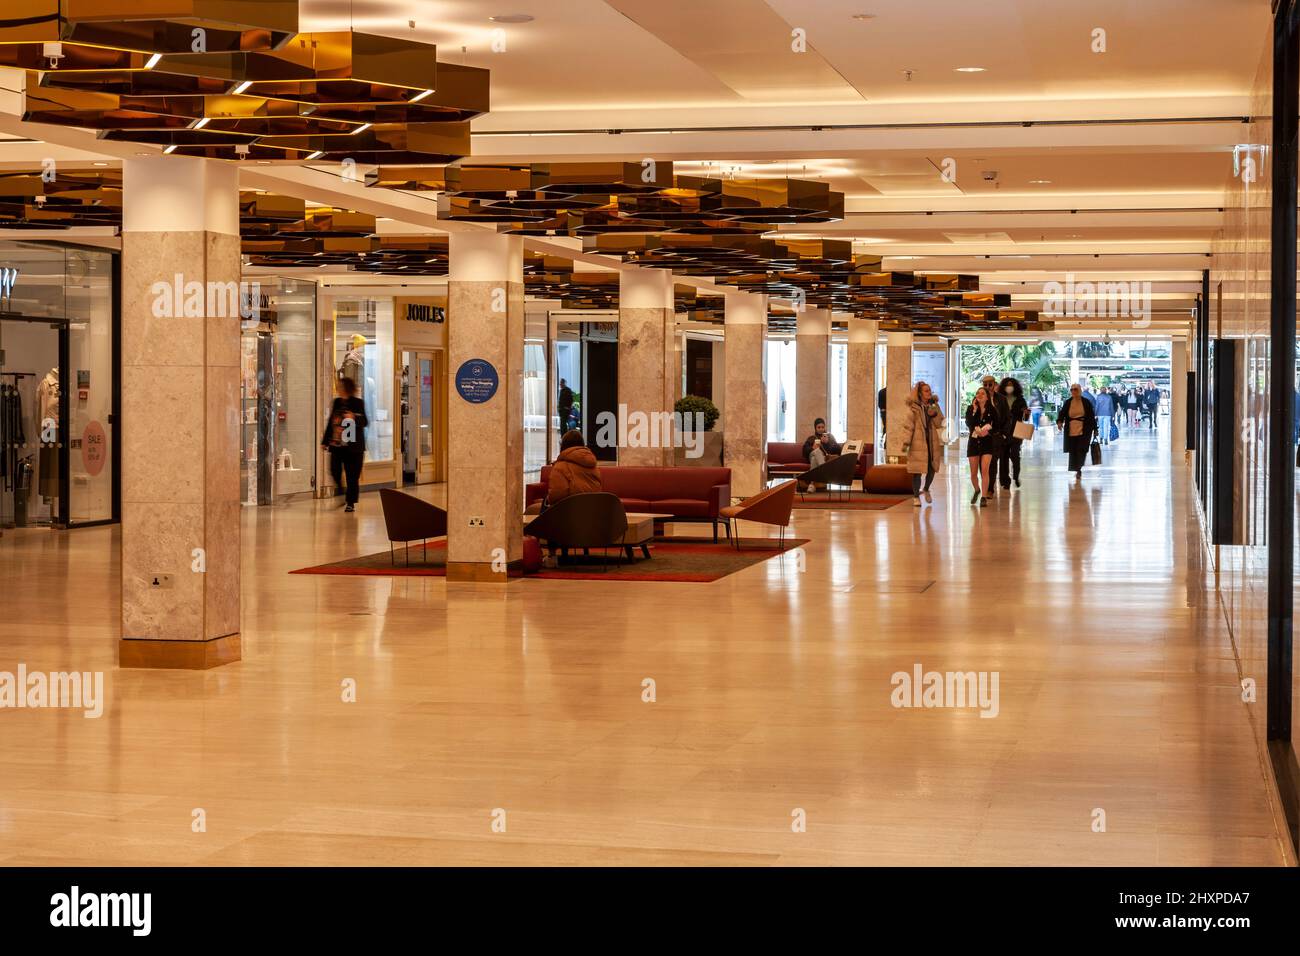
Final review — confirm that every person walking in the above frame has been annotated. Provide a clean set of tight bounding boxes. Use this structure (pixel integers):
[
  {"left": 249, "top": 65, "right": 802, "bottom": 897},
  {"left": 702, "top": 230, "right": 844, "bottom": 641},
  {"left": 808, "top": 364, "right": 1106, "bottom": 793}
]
[
  {"left": 1125, "top": 387, "right": 1140, "bottom": 427},
  {"left": 557, "top": 378, "right": 573, "bottom": 432},
  {"left": 1093, "top": 385, "right": 1115, "bottom": 445},
  {"left": 1056, "top": 383, "right": 1097, "bottom": 479},
  {"left": 982, "top": 374, "right": 1010, "bottom": 493},
  {"left": 1144, "top": 381, "right": 1161, "bottom": 429},
  {"left": 996, "top": 377, "right": 1030, "bottom": 489},
  {"left": 320, "top": 376, "right": 368, "bottom": 512},
  {"left": 900, "top": 381, "right": 945, "bottom": 507},
  {"left": 965, "top": 385, "right": 1000, "bottom": 506}
]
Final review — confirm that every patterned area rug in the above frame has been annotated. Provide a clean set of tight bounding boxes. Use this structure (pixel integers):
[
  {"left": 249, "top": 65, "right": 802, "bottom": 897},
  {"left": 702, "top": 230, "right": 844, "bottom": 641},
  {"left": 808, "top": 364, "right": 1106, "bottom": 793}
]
[{"left": 289, "top": 536, "right": 811, "bottom": 582}]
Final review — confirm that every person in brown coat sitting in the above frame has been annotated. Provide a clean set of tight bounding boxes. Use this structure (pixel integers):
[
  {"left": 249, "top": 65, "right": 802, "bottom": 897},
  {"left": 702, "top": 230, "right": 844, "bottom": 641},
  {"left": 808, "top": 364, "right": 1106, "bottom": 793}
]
[{"left": 546, "top": 429, "right": 602, "bottom": 506}]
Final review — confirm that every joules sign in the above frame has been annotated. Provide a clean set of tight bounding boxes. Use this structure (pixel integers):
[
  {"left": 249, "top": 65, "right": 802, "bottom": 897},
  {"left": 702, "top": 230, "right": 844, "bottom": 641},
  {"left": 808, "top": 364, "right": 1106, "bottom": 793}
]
[{"left": 405, "top": 303, "right": 444, "bottom": 324}]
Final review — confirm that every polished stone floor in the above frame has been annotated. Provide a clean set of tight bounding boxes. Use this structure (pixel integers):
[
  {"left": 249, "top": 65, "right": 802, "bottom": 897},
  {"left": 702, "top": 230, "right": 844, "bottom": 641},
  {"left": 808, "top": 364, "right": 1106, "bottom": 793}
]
[{"left": 0, "top": 423, "right": 1289, "bottom": 865}]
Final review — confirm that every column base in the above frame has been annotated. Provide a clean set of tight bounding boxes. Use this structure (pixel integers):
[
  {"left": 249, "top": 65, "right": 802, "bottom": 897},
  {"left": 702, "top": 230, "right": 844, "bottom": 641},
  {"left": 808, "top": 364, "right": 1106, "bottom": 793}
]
[
  {"left": 446, "top": 561, "right": 511, "bottom": 583},
  {"left": 119, "top": 634, "right": 241, "bottom": 669}
]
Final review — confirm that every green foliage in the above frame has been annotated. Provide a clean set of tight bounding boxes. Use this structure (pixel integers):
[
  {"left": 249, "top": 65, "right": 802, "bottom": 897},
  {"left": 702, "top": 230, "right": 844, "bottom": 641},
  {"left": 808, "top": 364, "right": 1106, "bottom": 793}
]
[
  {"left": 675, "top": 394, "right": 720, "bottom": 431},
  {"left": 959, "top": 341, "right": 1064, "bottom": 404}
]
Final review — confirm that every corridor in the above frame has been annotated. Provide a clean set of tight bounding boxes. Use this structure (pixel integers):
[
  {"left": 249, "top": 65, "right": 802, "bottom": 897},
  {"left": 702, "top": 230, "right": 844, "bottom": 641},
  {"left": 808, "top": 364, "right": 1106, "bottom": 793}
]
[{"left": 0, "top": 426, "right": 1287, "bottom": 865}]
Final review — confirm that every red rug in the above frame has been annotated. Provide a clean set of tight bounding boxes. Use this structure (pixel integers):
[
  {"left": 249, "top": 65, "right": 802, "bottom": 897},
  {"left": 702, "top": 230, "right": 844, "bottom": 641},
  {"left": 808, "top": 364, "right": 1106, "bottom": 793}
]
[
  {"left": 289, "top": 536, "right": 810, "bottom": 583},
  {"left": 792, "top": 494, "right": 908, "bottom": 510}
]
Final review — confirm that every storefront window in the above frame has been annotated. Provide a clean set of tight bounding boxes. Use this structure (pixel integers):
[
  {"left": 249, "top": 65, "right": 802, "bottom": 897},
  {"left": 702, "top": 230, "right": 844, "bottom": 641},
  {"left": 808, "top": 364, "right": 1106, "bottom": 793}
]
[
  {"left": 240, "top": 277, "right": 316, "bottom": 505},
  {"left": 66, "top": 248, "right": 115, "bottom": 523},
  {"left": 0, "top": 241, "right": 117, "bottom": 528},
  {"left": 830, "top": 341, "right": 848, "bottom": 440},
  {"left": 333, "top": 297, "right": 394, "bottom": 463},
  {"left": 765, "top": 338, "right": 796, "bottom": 442}
]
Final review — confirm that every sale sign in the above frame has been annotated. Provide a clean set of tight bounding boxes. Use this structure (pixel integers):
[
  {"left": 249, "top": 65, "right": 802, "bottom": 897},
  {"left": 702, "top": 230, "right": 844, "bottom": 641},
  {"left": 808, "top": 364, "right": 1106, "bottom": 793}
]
[{"left": 82, "top": 420, "right": 106, "bottom": 477}]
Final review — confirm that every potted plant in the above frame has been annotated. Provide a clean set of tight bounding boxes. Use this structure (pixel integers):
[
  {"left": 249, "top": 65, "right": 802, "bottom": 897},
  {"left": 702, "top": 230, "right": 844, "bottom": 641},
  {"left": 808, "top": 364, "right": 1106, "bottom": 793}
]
[{"left": 673, "top": 395, "right": 723, "bottom": 466}]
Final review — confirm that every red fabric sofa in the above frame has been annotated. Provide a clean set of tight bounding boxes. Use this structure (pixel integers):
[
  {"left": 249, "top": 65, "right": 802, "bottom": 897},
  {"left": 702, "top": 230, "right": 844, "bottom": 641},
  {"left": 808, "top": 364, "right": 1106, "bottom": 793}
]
[
  {"left": 527, "top": 465, "right": 732, "bottom": 541},
  {"left": 766, "top": 440, "right": 874, "bottom": 485}
]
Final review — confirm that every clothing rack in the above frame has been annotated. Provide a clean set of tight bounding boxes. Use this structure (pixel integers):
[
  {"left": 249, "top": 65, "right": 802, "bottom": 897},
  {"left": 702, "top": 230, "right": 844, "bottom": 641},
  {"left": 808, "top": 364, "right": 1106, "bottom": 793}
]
[{"left": 1, "top": 372, "right": 36, "bottom": 380}]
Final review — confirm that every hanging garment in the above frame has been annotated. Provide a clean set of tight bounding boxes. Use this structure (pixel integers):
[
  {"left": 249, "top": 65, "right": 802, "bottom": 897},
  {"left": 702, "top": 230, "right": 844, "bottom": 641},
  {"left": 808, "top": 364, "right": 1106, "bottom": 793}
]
[
  {"left": 36, "top": 370, "right": 60, "bottom": 501},
  {"left": 1, "top": 384, "right": 27, "bottom": 489}
]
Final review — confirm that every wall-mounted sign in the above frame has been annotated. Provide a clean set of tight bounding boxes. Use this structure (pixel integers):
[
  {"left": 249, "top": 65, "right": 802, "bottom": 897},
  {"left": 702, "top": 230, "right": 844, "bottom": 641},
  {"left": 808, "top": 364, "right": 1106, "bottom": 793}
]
[
  {"left": 405, "top": 303, "right": 445, "bottom": 324},
  {"left": 82, "top": 420, "right": 106, "bottom": 477},
  {"left": 455, "top": 359, "right": 499, "bottom": 404}
]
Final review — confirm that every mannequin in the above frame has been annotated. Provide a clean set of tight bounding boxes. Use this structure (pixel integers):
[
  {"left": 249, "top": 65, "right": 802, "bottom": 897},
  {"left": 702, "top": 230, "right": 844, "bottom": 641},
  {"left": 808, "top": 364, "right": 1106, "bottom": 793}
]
[
  {"left": 340, "top": 334, "right": 365, "bottom": 399},
  {"left": 37, "top": 367, "right": 59, "bottom": 502}
]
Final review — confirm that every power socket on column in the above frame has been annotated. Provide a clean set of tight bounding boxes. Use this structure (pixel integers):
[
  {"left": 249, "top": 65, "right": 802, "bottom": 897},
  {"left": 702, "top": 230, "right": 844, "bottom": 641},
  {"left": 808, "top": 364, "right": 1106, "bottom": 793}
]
[
  {"left": 149, "top": 573, "right": 174, "bottom": 589},
  {"left": 468, "top": 516, "right": 485, "bottom": 527}
]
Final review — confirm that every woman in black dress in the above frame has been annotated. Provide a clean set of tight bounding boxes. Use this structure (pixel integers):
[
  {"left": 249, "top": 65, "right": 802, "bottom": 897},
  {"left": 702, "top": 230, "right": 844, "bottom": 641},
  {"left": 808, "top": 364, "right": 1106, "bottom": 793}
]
[
  {"left": 964, "top": 385, "right": 1001, "bottom": 506},
  {"left": 1056, "top": 383, "right": 1098, "bottom": 478}
]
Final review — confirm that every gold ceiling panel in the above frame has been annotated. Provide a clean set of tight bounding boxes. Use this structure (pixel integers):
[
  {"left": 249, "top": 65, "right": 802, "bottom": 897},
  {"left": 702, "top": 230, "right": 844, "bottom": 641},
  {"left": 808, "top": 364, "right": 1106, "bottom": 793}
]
[
  {"left": 158, "top": 31, "right": 438, "bottom": 104},
  {"left": 13, "top": 15, "right": 484, "bottom": 164},
  {"left": 62, "top": 1, "right": 297, "bottom": 53}
]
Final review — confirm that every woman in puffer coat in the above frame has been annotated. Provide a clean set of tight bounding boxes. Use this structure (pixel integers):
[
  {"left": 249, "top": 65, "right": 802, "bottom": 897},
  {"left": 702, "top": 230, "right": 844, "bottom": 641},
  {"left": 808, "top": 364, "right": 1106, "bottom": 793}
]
[
  {"left": 899, "top": 381, "right": 946, "bottom": 507},
  {"left": 546, "top": 429, "right": 602, "bottom": 506}
]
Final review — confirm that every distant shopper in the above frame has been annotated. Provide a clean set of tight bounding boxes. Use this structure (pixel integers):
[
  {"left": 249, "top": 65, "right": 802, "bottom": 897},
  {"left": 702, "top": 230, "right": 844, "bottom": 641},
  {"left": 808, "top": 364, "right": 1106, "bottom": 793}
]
[
  {"left": 1125, "top": 388, "right": 1140, "bottom": 426},
  {"left": 878, "top": 386, "right": 888, "bottom": 438},
  {"left": 1144, "top": 382, "right": 1161, "bottom": 428},
  {"left": 802, "top": 417, "right": 841, "bottom": 466},
  {"left": 557, "top": 378, "right": 573, "bottom": 431},
  {"left": 997, "top": 377, "right": 1030, "bottom": 489},
  {"left": 901, "top": 381, "right": 945, "bottom": 507},
  {"left": 547, "top": 429, "right": 602, "bottom": 505},
  {"left": 320, "top": 376, "right": 368, "bottom": 513},
  {"left": 1093, "top": 386, "right": 1115, "bottom": 445},
  {"left": 1057, "top": 383, "right": 1097, "bottom": 478},
  {"left": 965, "top": 386, "right": 1001, "bottom": 506}
]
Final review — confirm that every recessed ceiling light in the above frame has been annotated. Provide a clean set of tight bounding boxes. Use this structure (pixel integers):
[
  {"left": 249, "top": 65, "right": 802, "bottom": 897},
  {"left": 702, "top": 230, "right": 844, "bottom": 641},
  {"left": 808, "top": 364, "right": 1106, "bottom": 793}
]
[
  {"left": 1029, "top": 179, "right": 1052, "bottom": 184},
  {"left": 144, "top": 53, "right": 162, "bottom": 70},
  {"left": 409, "top": 89, "right": 432, "bottom": 103},
  {"left": 232, "top": 80, "right": 252, "bottom": 95},
  {"left": 489, "top": 14, "right": 534, "bottom": 23},
  {"left": 92, "top": 161, "right": 108, "bottom": 166},
  {"left": 852, "top": 13, "right": 876, "bottom": 20},
  {"left": 955, "top": 66, "right": 986, "bottom": 73},
  {"left": 162, "top": 145, "right": 177, "bottom": 154}
]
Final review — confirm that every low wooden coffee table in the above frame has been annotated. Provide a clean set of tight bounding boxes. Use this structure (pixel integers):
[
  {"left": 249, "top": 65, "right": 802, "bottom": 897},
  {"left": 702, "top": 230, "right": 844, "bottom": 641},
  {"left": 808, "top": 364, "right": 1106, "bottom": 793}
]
[
  {"left": 619, "top": 512, "right": 668, "bottom": 561},
  {"left": 520, "top": 512, "right": 670, "bottom": 562}
]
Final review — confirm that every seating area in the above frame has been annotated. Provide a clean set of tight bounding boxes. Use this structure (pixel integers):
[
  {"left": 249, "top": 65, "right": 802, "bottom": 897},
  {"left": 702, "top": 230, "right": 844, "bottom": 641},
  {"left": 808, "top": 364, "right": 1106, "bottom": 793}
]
[
  {"left": 766, "top": 440, "right": 874, "bottom": 489},
  {"left": 527, "top": 465, "right": 733, "bottom": 542}
]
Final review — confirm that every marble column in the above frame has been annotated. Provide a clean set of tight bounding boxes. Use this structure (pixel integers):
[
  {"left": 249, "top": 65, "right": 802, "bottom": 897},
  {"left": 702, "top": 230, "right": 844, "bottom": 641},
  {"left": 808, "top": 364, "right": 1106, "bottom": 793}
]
[
  {"left": 1171, "top": 335, "right": 1189, "bottom": 460},
  {"left": 446, "top": 231, "right": 525, "bottom": 583},
  {"left": 796, "top": 308, "right": 830, "bottom": 436},
  {"left": 885, "top": 331, "right": 914, "bottom": 463},
  {"left": 617, "top": 268, "right": 675, "bottom": 466},
  {"left": 847, "top": 318, "right": 878, "bottom": 451},
  {"left": 119, "top": 156, "right": 241, "bottom": 668},
  {"left": 723, "top": 291, "right": 768, "bottom": 498}
]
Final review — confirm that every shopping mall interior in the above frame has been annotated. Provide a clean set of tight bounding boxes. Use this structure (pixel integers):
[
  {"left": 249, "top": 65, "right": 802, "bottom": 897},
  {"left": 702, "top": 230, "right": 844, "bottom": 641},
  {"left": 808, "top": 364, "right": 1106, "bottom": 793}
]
[{"left": 0, "top": 0, "right": 1298, "bottom": 871}]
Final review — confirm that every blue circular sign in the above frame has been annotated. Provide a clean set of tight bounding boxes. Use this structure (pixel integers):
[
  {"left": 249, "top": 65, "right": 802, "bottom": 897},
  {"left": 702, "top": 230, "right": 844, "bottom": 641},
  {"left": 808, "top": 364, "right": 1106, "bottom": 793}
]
[{"left": 455, "top": 358, "right": 499, "bottom": 404}]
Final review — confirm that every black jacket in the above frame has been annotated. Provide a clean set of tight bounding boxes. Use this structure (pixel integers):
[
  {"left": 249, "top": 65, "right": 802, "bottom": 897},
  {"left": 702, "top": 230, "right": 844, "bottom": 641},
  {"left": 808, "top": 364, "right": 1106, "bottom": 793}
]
[
  {"left": 1057, "top": 396, "right": 1097, "bottom": 452},
  {"left": 1000, "top": 395, "right": 1029, "bottom": 438},
  {"left": 802, "top": 432, "right": 841, "bottom": 461},
  {"left": 965, "top": 402, "right": 1002, "bottom": 441},
  {"left": 321, "top": 396, "right": 369, "bottom": 451}
]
